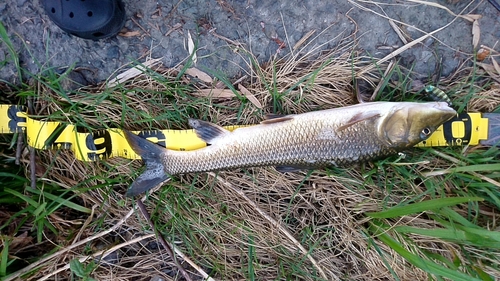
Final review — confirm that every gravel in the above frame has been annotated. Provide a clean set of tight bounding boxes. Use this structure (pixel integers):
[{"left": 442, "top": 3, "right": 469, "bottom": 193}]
[{"left": 1, "top": 0, "right": 499, "bottom": 85}]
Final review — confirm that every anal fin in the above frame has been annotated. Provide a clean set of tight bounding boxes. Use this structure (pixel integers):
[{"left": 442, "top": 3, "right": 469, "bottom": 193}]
[
  {"left": 127, "top": 161, "right": 170, "bottom": 196},
  {"left": 275, "top": 165, "right": 315, "bottom": 173}
]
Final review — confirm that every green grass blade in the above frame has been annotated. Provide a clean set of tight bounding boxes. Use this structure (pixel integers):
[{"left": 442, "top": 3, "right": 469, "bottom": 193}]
[
  {"left": 0, "top": 21, "right": 21, "bottom": 80},
  {"left": 27, "top": 188, "right": 91, "bottom": 214},
  {"left": 452, "top": 225, "right": 500, "bottom": 243},
  {"left": 370, "top": 222, "right": 483, "bottom": 281},
  {"left": 69, "top": 259, "right": 85, "bottom": 278},
  {"left": 437, "top": 207, "right": 481, "bottom": 229},
  {"left": 362, "top": 230, "right": 401, "bottom": 280},
  {"left": 452, "top": 164, "right": 500, "bottom": 173},
  {"left": 32, "top": 202, "right": 47, "bottom": 217},
  {"left": 366, "top": 197, "right": 483, "bottom": 219},
  {"left": 247, "top": 235, "right": 255, "bottom": 281},
  {"left": 0, "top": 173, "right": 29, "bottom": 184},
  {"left": 0, "top": 239, "right": 8, "bottom": 277},
  {"left": 4, "top": 188, "right": 39, "bottom": 207},
  {"left": 472, "top": 266, "right": 495, "bottom": 281},
  {"left": 394, "top": 226, "right": 500, "bottom": 248}
]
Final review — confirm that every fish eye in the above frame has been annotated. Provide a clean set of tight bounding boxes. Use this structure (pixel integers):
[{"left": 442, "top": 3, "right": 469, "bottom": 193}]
[{"left": 420, "top": 127, "right": 433, "bottom": 140}]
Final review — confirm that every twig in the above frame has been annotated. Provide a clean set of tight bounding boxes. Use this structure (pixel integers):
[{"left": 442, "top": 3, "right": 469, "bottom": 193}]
[
  {"left": 405, "top": 0, "right": 478, "bottom": 21},
  {"left": 280, "top": 12, "right": 291, "bottom": 55},
  {"left": 3, "top": 206, "right": 137, "bottom": 281},
  {"left": 27, "top": 97, "right": 36, "bottom": 189},
  {"left": 130, "top": 17, "right": 151, "bottom": 37},
  {"left": 388, "top": 20, "right": 408, "bottom": 45},
  {"left": 351, "top": 0, "right": 476, "bottom": 76},
  {"left": 209, "top": 29, "right": 245, "bottom": 48},
  {"left": 15, "top": 131, "right": 23, "bottom": 165},
  {"left": 136, "top": 200, "right": 193, "bottom": 281},
  {"left": 293, "top": 29, "right": 316, "bottom": 51},
  {"left": 165, "top": 0, "right": 183, "bottom": 21},
  {"left": 38, "top": 233, "right": 156, "bottom": 281},
  {"left": 370, "top": 60, "right": 395, "bottom": 101},
  {"left": 232, "top": 75, "right": 248, "bottom": 86},
  {"left": 208, "top": 172, "right": 335, "bottom": 281},
  {"left": 72, "top": 204, "right": 98, "bottom": 244}
]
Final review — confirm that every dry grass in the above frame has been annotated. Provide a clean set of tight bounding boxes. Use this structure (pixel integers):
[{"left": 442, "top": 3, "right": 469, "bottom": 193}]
[
  {"left": 3, "top": 2, "right": 500, "bottom": 280},
  {"left": 9, "top": 46, "right": 499, "bottom": 281}
]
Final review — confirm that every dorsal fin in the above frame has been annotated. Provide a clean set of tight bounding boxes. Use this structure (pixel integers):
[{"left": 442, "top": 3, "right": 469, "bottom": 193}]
[
  {"left": 265, "top": 113, "right": 286, "bottom": 119},
  {"left": 188, "top": 119, "right": 230, "bottom": 144},
  {"left": 261, "top": 114, "right": 294, "bottom": 124},
  {"left": 337, "top": 112, "right": 380, "bottom": 131}
]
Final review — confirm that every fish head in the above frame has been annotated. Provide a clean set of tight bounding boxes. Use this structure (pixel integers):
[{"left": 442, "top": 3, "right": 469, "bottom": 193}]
[{"left": 380, "top": 102, "right": 457, "bottom": 148}]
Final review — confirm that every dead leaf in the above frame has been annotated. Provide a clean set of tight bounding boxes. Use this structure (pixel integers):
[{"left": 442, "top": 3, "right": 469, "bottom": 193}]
[
  {"left": 187, "top": 30, "right": 197, "bottom": 64},
  {"left": 472, "top": 19, "right": 480, "bottom": 49},
  {"left": 192, "top": 88, "right": 263, "bottom": 109},
  {"left": 238, "top": 84, "right": 263, "bottom": 108},
  {"left": 491, "top": 57, "right": 500, "bottom": 75},
  {"left": 215, "top": 80, "right": 225, "bottom": 89},
  {"left": 107, "top": 58, "right": 162, "bottom": 87},
  {"left": 477, "top": 62, "right": 500, "bottom": 83},
  {"left": 185, "top": 68, "right": 212, "bottom": 83},
  {"left": 462, "top": 14, "right": 482, "bottom": 21},
  {"left": 119, "top": 30, "right": 141, "bottom": 37},
  {"left": 8, "top": 232, "right": 33, "bottom": 252}
]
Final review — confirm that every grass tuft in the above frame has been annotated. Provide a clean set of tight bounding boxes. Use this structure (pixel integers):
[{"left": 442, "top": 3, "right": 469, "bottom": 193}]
[{"left": 1, "top": 13, "right": 500, "bottom": 281}]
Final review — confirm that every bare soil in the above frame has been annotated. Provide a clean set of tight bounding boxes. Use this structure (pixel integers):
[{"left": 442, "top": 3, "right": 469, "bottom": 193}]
[{"left": 1, "top": 0, "right": 499, "bottom": 85}]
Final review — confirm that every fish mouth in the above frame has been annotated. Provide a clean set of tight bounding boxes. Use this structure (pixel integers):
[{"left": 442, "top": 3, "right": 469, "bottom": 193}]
[{"left": 431, "top": 102, "right": 457, "bottom": 124}]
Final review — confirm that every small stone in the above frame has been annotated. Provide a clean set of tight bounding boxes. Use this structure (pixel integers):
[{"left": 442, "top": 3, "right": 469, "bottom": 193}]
[
  {"left": 149, "top": 275, "right": 165, "bottom": 281},
  {"left": 106, "top": 45, "right": 120, "bottom": 60}
]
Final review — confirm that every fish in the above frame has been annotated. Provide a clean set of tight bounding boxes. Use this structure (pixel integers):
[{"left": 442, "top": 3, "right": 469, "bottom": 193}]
[{"left": 124, "top": 101, "right": 457, "bottom": 196}]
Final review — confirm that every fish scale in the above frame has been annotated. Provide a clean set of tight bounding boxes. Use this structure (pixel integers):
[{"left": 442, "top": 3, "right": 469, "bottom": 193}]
[{"left": 124, "top": 101, "right": 457, "bottom": 196}]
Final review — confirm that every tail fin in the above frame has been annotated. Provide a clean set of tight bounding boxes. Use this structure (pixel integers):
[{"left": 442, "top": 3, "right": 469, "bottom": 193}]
[{"left": 124, "top": 131, "right": 170, "bottom": 197}]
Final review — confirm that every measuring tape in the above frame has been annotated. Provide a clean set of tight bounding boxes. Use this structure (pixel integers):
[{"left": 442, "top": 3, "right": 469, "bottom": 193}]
[
  {"left": 414, "top": 112, "right": 488, "bottom": 147},
  {"left": 0, "top": 104, "right": 490, "bottom": 162}
]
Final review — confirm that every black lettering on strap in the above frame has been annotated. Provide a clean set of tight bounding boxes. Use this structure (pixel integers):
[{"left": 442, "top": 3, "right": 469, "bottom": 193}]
[{"left": 443, "top": 113, "right": 472, "bottom": 146}]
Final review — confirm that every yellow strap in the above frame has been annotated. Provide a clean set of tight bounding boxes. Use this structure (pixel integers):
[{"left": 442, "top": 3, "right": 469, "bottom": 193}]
[
  {"left": 414, "top": 113, "right": 488, "bottom": 147},
  {"left": 0, "top": 104, "right": 490, "bottom": 161}
]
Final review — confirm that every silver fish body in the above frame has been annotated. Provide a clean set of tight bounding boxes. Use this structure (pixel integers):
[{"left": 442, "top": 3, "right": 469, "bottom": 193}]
[{"left": 125, "top": 101, "right": 456, "bottom": 196}]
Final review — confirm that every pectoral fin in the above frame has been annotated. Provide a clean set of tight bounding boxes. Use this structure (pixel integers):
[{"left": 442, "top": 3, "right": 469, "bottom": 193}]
[
  {"left": 337, "top": 112, "right": 380, "bottom": 131},
  {"left": 188, "top": 119, "right": 230, "bottom": 144}
]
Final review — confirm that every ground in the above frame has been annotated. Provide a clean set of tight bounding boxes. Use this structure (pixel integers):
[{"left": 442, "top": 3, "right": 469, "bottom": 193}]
[{"left": 1, "top": 1, "right": 499, "bottom": 84}]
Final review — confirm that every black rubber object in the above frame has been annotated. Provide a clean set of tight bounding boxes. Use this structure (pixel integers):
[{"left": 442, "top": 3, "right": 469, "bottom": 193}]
[{"left": 42, "top": 0, "right": 126, "bottom": 40}]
